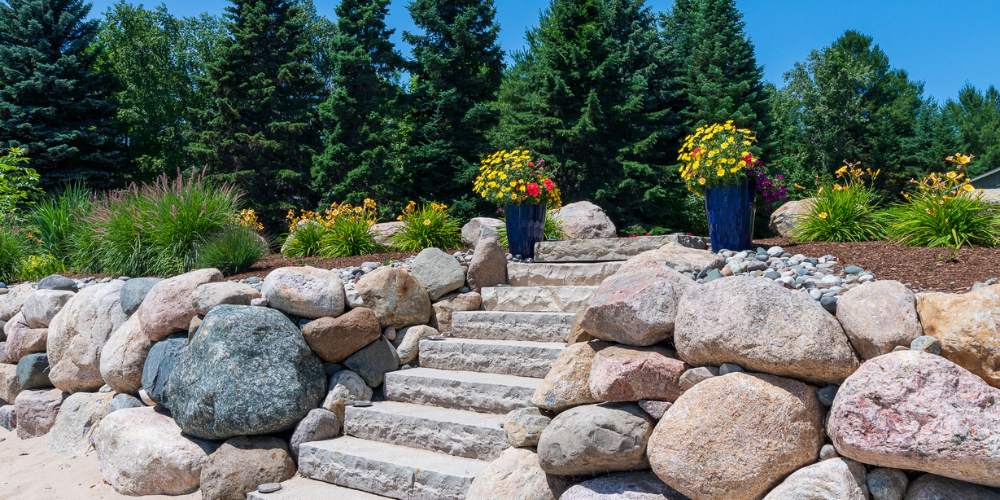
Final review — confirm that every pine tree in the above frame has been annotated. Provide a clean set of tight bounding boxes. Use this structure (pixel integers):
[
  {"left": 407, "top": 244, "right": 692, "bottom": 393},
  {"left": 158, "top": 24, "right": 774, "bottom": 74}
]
[
  {"left": 943, "top": 85, "right": 1000, "bottom": 177},
  {"left": 401, "top": 0, "right": 503, "bottom": 217},
  {"left": 312, "top": 0, "right": 404, "bottom": 208},
  {"left": 0, "top": 0, "right": 125, "bottom": 189},
  {"left": 188, "top": 0, "right": 324, "bottom": 226},
  {"left": 493, "top": 0, "right": 685, "bottom": 227}
]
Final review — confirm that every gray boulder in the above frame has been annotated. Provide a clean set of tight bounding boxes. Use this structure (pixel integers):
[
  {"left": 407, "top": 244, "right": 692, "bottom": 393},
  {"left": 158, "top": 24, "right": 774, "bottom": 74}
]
[
  {"left": 763, "top": 458, "right": 868, "bottom": 500},
  {"left": 903, "top": 474, "right": 1000, "bottom": 500},
  {"left": 552, "top": 201, "right": 616, "bottom": 239},
  {"left": 16, "top": 353, "right": 51, "bottom": 390},
  {"left": 343, "top": 336, "right": 399, "bottom": 387},
  {"left": 410, "top": 247, "right": 466, "bottom": 300},
  {"left": 167, "top": 305, "right": 326, "bottom": 439},
  {"left": 867, "top": 468, "right": 908, "bottom": 500},
  {"left": 37, "top": 274, "right": 77, "bottom": 292},
  {"left": 322, "top": 369, "right": 373, "bottom": 411},
  {"left": 466, "top": 236, "right": 508, "bottom": 291},
  {"left": 503, "top": 407, "right": 550, "bottom": 448},
  {"left": 836, "top": 280, "right": 922, "bottom": 359},
  {"left": 120, "top": 277, "right": 161, "bottom": 316},
  {"left": 561, "top": 471, "right": 687, "bottom": 500},
  {"left": 289, "top": 408, "right": 342, "bottom": 459},
  {"left": 141, "top": 334, "right": 187, "bottom": 408},
  {"left": 191, "top": 281, "right": 261, "bottom": 316},
  {"left": 537, "top": 403, "right": 653, "bottom": 476},
  {"left": 461, "top": 217, "right": 503, "bottom": 247},
  {"left": 21, "top": 289, "right": 74, "bottom": 328},
  {"left": 47, "top": 391, "right": 115, "bottom": 454},
  {"left": 108, "top": 393, "right": 144, "bottom": 413}
]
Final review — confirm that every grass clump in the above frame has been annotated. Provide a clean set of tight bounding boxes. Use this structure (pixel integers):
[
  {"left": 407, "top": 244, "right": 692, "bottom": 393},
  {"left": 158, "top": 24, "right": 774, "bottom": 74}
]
[
  {"left": 0, "top": 226, "right": 30, "bottom": 283},
  {"left": 26, "top": 184, "right": 93, "bottom": 265},
  {"left": 794, "top": 162, "right": 884, "bottom": 242},
  {"left": 392, "top": 201, "right": 462, "bottom": 252},
  {"left": 197, "top": 226, "right": 268, "bottom": 275},
  {"left": 283, "top": 199, "right": 382, "bottom": 257}
]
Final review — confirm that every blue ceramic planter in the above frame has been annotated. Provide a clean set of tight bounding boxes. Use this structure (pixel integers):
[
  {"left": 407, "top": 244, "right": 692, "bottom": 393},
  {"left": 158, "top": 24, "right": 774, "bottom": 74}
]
[
  {"left": 705, "top": 181, "right": 753, "bottom": 253},
  {"left": 505, "top": 204, "right": 546, "bottom": 259}
]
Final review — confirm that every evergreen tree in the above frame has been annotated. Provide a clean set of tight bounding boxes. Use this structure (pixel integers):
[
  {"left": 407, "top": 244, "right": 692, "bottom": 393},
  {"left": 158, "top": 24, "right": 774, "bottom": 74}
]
[
  {"left": 312, "top": 0, "right": 404, "bottom": 208},
  {"left": 494, "top": 0, "right": 685, "bottom": 227},
  {"left": 943, "top": 84, "right": 1000, "bottom": 177},
  {"left": 0, "top": 0, "right": 125, "bottom": 189},
  {"left": 188, "top": 0, "right": 325, "bottom": 226},
  {"left": 401, "top": 0, "right": 503, "bottom": 217}
]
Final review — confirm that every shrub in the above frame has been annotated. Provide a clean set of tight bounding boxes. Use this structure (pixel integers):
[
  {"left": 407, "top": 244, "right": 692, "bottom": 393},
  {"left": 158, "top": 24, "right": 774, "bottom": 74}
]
[
  {"left": 0, "top": 226, "right": 30, "bottom": 283},
  {"left": 197, "top": 226, "right": 268, "bottom": 275},
  {"left": 281, "top": 220, "right": 326, "bottom": 257},
  {"left": 392, "top": 201, "right": 462, "bottom": 252},
  {"left": 26, "top": 184, "right": 92, "bottom": 264},
  {"left": 794, "top": 162, "right": 884, "bottom": 242},
  {"left": 882, "top": 154, "right": 999, "bottom": 248},
  {"left": 498, "top": 211, "right": 566, "bottom": 247},
  {"left": 0, "top": 147, "right": 41, "bottom": 215},
  {"left": 16, "top": 253, "right": 65, "bottom": 281},
  {"left": 282, "top": 199, "right": 380, "bottom": 257},
  {"left": 321, "top": 217, "right": 381, "bottom": 257}
]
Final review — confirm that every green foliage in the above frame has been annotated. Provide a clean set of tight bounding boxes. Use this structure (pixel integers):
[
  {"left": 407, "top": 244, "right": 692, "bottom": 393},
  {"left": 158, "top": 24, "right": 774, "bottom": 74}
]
[
  {"left": 0, "top": 0, "right": 125, "bottom": 189},
  {"left": 0, "top": 227, "right": 30, "bottom": 283},
  {"left": 621, "top": 225, "right": 675, "bottom": 237},
  {"left": 16, "top": 254, "right": 65, "bottom": 281},
  {"left": 794, "top": 185, "right": 884, "bottom": 242},
  {"left": 281, "top": 221, "right": 327, "bottom": 258},
  {"left": 320, "top": 218, "right": 382, "bottom": 258},
  {"left": 943, "top": 85, "right": 1000, "bottom": 178},
  {"left": 882, "top": 193, "right": 999, "bottom": 248},
  {"left": 392, "top": 203, "right": 462, "bottom": 252},
  {"left": 196, "top": 226, "right": 268, "bottom": 275},
  {"left": 25, "top": 184, "right": 92, "bottom": 264},
  {"left": 0, "top": 148, "right": 41, "bottom": 215},
  {"left": 497, "top": 211, "right": 566, "bottom": 248}
]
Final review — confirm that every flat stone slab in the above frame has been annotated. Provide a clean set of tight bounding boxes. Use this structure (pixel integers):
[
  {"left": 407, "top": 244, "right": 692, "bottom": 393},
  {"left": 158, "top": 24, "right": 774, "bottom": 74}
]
[
  {"left": 345, "top": 401, "right": 507, "bottom": 460},
  {"left": 481, "top": 286, "right": 596, "bottom": 313},
  {"left": 384, "top": 367, "right": 539, "bottom": 414},
  {"left": 508, "top": 262, "right": 622, "bottom": 286},
  {"left": 247, "top": 476, "right": 390, "bottom": 500},
  {"left": 419, "top": 338, "right": 565, "bottom": 378},
  {"left": 299, "top": 436, "right": 486, "bottom": 500},
  {"left": 534, "top": 235, "right": 706, "bottom": 262},
  {"left": 450, "top": 311, "right": 575, "bottom": 343}
]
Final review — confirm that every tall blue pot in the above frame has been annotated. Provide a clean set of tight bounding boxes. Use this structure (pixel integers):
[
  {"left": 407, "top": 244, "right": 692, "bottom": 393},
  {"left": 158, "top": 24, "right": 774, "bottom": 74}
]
[
  {"left": 505, "top": 203, "right": 546, "bottom": 260},
  {"left": 705, "top": 181, "right": 753, "bottom": 253}
]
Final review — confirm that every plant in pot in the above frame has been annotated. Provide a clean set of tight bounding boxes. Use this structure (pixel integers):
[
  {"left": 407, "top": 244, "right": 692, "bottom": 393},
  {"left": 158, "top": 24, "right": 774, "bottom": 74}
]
[
  {"left": 473, "top": 149, "right": 561, "bottom": 260},
  {"left": 678, "top": 121, "right": 760, "bottom": 252}
]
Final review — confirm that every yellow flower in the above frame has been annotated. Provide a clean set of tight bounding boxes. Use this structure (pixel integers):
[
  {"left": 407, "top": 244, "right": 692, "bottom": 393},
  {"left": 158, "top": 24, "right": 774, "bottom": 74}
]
[
  {"left": 716, "top": 168, "right": 725, "bottom": 177},
  {"left": 818, "top": 212, "right": 829, "bottom": 220},
  {"left": 423, "top": 219, "right": 431, "bottom": 226},
  {"left": 698, "top": 177, "right": 706, "bottom": 185},
  {"left": 962, "top": 184, "right": 975, "bottom": 193}
]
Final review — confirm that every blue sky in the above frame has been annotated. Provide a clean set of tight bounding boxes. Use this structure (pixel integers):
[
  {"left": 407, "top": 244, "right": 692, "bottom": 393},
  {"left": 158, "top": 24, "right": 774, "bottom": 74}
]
[{"left": 87, "top": 0, "right": 1000, "bottom": 101}]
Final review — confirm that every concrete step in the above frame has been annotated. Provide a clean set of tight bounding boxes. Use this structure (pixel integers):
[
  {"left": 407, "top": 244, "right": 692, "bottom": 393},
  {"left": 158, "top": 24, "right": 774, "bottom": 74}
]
[
  {"left": 481, "top": 285, "right": 596, "bottom": 313},
  {"left": 419, "top": 338, "right": 565, "bottom": 378},
  {"left": 384, "top": 367, "right": 539, "bottom": 414},
  {"left": 344, "top": 401, "right": 507, "bottom": 460},
  {"left": 247, "top": 476, "right": 390, "bottom": 499},
  {"left": 508, "top": 261, "right": 621, "bottom": 286},
  {"left": 299, "top": 436, "right": 486, "bottom": 500},
  {"left": 533, "top": 235, "right": 674, "bottom": 262},
  {"left": 451, "top": 311, "right": 575, "bottom": 342}
]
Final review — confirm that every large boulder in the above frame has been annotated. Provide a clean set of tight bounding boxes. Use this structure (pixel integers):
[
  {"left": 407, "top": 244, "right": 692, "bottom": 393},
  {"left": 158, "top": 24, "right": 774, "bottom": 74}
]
[
  {"left": 354, "top": 267, "right": 430, "bottom": 328},
  {"left": 191, "top": 281, "right": 261, "bottom": 316},
  {"left": 21, "top": 289, "right": 74, "bottom": 328},
  {"left": 462, "top": 217, "right": 504, "bottom": 247},
  {"left": 537, "top": 403, "right": 653, "bottom": 476},
  {"left": 14, "top": 388, "right": 65, "bottom": 438},
  {"left": 92, "top": 406, "right": 213, "bottom": 496},
  {"left": 466, "top": 236, "right": 508, "bottom": 291},
  {"left": 763, "top": 458, "right": 868, "bottom": 500},
  {"left": 37, "top": 274, "right": 77, "bottom": 291},
  {"left": 343, "top": 336, "right": 399, "bottom": 387},
  {"left": 99, "top": 315, "right": 150, "bottom": 394},
  {"left": 827, "top": 350, "right": 1000, "bottom": 487},
  {"left": 0, "top": 362, "right": 21, "bottom": 403},
  {"left": 588, "top": 345, "right": 687, "bottom": 403},
  {"left": 616, "top": 243, "right": 725, "bottom": 277},
  {"left": 289, "top": 408, "right": 342, "bottom": 459},
  {"left": 393, "top": 324, "right": 438, "bottom": 365},
  {"left": 837, "top": 280, "right": 922, "bottom": 359},
  {"left": 915, "top": 284, "right": 1000, "bottom": 387},
  {"left": 3, "top": 312, "right": 47, "bottom": 361},
  {"left": 674, "top": 276, "right": 859, "bottom": 384},
  {"left": 301, "top": 307, "right": 381, "bottom": 363},
  {"left": 410, "top": 247, "right": 466, "bottom": 300},
  {"left": 0, "top": 283, "right": 33, "bottom": 321},
  {"left": 903, "top": 474, "right": 1000, "bottom": 500},
  {"left": 47, "top": 391, "right": 114, "bottom": 454},
  {"left": 199, "top": 436, "right": 296, "bottom": 500},
  {"left": 119, "top": 277, "right": 161, "bottom": 316},
  {"left": 369, "top": 221, "right": 404, "bottom": 246},
  {"left": 561, "top": 471, "right": 687, "bottom": 500},
  {"left": 47, "top": 280, "right": 128, "bottom": 393},
  {"left": 769, "top": 198, "right": 815, "bottom": 237},
  {"left": 16, "top": 352, "right": 51, "bottom": 389},
  {"left": 167, "top": 305, "right": 326, "bottom": 439},
  {"left": 531, "top": 341, "right": 608, "bottom": 412},
  {"left": 648, "top": 373, "right": 824, "bottom": 500},
  {"left": 580, "top": 269, "right": 691, "bottom": 346},
  {"left": 466, "top": 447, "right": 571, "bottom": 500},
  {"left": 432, "top": 291, "right": 481, "bottom": 335},
  {"left": 138, "top": 268, "right": 222, "bottom": 338},
  {"left": 261, "top": 266, "right": 345, "bottom": 319},
  {"left": 140, "top": 334, "right": 187, "bottom": 408},
  {"left": 552, "top": 201, "right": 616, "bottom": 239}
]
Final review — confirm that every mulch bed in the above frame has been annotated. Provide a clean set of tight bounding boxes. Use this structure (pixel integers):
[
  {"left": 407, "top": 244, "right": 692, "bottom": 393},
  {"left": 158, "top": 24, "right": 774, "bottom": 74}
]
[
  {"left": 754, "top": 237, "right": 1000, "bottom": 293},
  {"left": 225, "top": 251, "right": 420, "bottom": 281}
]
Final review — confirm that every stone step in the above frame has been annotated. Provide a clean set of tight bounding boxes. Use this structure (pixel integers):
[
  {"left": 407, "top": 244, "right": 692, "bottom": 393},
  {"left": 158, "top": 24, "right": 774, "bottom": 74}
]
[
  {"left": 451, "top": 311, "right": 575, "bottom": 342},
  {"left": 508, "top": 261, "right": 621, "bottom": 286},
  {"left": 419, "top": 338, "right": 565, "bottom": 378},
  {"left": 384, "top": 367, "right": 539, "bottom": 414},
  {"left": 344, "top": 401, "right": 507, "bottom": 460},
  {"left": 299, "top": 436, "right": 486, "bottom": 500},
  {"left": 532, "top": 235, "right": 672, "bottom": 262},
  {"left": 247, "top": 476, "right": 390, "bottom": 500},
  {"left": 481, "top": 285, "right": 596, "bottom": 313}
]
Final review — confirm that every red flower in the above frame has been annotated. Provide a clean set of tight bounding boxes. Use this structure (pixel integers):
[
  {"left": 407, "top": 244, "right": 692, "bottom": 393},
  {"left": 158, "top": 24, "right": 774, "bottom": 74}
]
[
  {"left": 542, "top": 178, "right": 555, "bottom": 191},
  {"left": 692, "top": 147, "right": 703, "bottom": 157},
  {"left": 742, "top": 153, "right": 754, "bottom": 166},
  {"left": 528, "top": 161, "right": 535, "bottom": 167},
  {"left": 526, "top": 182, "right": 540, "bottom": 197}
]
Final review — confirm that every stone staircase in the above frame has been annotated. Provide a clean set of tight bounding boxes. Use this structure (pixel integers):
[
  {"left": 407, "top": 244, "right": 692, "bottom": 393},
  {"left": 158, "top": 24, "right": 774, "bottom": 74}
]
[{"left": 293, "top": 237, "right": 671, "bottom": 499}]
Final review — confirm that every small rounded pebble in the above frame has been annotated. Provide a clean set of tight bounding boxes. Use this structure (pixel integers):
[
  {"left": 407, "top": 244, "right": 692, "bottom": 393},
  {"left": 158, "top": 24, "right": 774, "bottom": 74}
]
[
  {"left": 257, "top": 482, "right": 282, "bottom": 493},
  {"left": 819, "top": 444, "right": 839, "bottom": 460}
]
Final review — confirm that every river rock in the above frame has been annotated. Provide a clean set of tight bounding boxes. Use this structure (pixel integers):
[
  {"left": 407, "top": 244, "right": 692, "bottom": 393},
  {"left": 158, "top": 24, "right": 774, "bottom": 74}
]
[
  {"left": 47, "top": 391, "right": 114, "bottom": 454},
  {"left": 119, "top": 277, "right": 161, "bottom": 316},
  {"left": 537, "top": 403, "right": 652, "bottom": 475},
  {"left": 466, "top": 447, "right": 571, "bottom": 500},
  {"left": 504, "top": 407, "right": 550, "bottom": 448},
  {"left": 466, "top": 236, "right": 508, "bottom": 291},
  {"left": 99, "top": 315, "right": 150, "bottom": 394},
  {"left": 289, "top": 408, "right": 342, "bottom": 459},
  {"left": 616, "top": 243, "right": 725, "bottom": 277},
  {"left": 138, "top": 269, "right": 222, "bottom": 339},
  {"left": 531, "top": 341, "right": 607, "bottom": 412},
  {"left": 199, "top": 436, "right": 296, "bottom": 500},
  {"left": 588, "top": 345, "right": 687, "bottom": 403},
  {"left": 191, "top": 281, "right": 261, "bottom": 316},
  {"left": 462, "top": 217, "right": 504, "bottom": 247},
  {"left": 261, "top": 266, "right": 345, "bottom": 319},
  {"left": 4, "top": 312, "right": 47, "bottom": 361},
  {"left": 769, "top": 198, "right": 815, "bottom": 237},
  {"left": 867, "top": 468, "right": 908, "bottom": 500},
  {"left": 836, "top": 280, "right": 922, "bottom": 359},
  {"left": 16, "top": 352, "right": 50, "bottom": 389},
  {"left": 674, "top": 276, "right": 859, "bottom": 384},
  {"left": 410, "top": 247, "right": 466, "bottom": 300},
  {"left": 431, "top": 291, "right": 481, "bottom": 335},
  {"left": 22, "top": 289, "right": 74, "bottom": 328},
  {"left": 92, "top": 406, "right": 212, "bottom": 496},
  {"left": 580, "top": 269, "right": 691, "bottom": 346},
  {"left": 140, "top": 334, "right": 187, "bottom": 409},
  {"left": 763, "top": 458, "right": 868, "bottom": 500},
  {"left": 47, "top": 280, "right": 128, "bottom": 393},
  {"left": 167, "top": 305, "right": 326, "bottom": 439},
  {"left": 915, "top": 284, "right": 1000, "bottom": 387},
  {"left": 343, "top": 336, "right": 399, "bottom": 387},
  {"left": 355, "top": 267, "right": 431, "bottom": 328},
  {"left": 393, "top": 324, "right": 438, "bottom": 364},
  {"left": 0, "top": 283, "right": 34, "bottom": 321},
  {"left": 553, "top": 201, "right": 616, "bottom": 239},
  {"left": 561, "top": 471, "right": 687, "bottom": 500},
  {"left": 14, "top": 388, "right": 65, "bottom": 438},
  {"left": 0, "top": 362, "right": 21, "bottom": 403},
  {"left": 903, "top": 474, "right": 1000, "bottom": 500},
  {"left": 301, "top": 307, "right": 381, "bottom": 363},
  {"left": 648, "top": 373, "right": 824, "bottom": 500},
  {"left": 827, "top": 350, "right": 1000, "bottom": 487}
]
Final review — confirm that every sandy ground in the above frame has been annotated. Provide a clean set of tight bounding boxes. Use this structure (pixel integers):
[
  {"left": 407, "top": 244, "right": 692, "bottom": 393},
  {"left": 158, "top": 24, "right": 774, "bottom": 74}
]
[{"left": 0, "top": 428, "right": 199, "bottom": 500}]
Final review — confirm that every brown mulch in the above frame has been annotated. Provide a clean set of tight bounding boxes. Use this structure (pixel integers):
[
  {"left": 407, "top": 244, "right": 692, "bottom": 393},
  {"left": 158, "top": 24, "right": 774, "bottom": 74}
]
[
  {"left": 225, "top": 251, "right": 420, "bottom": 281},
  {"left": 754, "top": 237, "right": 1000, "bottom": 293}
]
